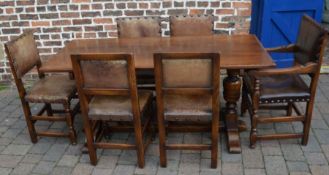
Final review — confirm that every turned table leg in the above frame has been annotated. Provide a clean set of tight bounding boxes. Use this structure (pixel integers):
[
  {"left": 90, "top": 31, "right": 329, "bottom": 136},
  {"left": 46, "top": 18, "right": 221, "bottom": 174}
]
[{"left": 223, "top": 69, "right": 247, "bottom": 153}]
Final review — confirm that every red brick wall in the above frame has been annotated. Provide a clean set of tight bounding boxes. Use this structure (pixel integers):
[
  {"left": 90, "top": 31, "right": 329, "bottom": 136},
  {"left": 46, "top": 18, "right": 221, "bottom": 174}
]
[{"left": 0, "top": 0, "right": 251, "bottom": 81}]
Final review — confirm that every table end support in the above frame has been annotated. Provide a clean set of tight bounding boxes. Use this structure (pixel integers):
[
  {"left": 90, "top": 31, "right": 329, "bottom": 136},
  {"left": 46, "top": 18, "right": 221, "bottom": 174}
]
[{"left": 223, "top": 69, "right": 244, "bottom": 153}]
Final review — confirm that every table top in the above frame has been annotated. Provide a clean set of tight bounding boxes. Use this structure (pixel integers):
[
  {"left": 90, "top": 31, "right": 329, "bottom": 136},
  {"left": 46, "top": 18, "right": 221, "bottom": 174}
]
[{"left": 39, "top": 35, "right": 275, "bottom": 73}]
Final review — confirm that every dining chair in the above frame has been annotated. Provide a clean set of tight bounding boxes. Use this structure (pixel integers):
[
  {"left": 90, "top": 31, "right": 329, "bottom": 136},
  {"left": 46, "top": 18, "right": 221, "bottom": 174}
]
[
  {"left": 241, "top": 15, "right": 329, "bottom": 148},
  {"left": 71, "top": 53, "right": 154, "bottom": 168},
  {"left": 5, "top": 31, "right": 78, "bottom": 144},
  {"left": 117, "top": 16, "right": 162, "bottom": 89},
  {"left": 154, "top": 53, "right": 220, "bottom": 168},
  {"left": 170, "top": 14, "right": 214, "bottom": 36}
]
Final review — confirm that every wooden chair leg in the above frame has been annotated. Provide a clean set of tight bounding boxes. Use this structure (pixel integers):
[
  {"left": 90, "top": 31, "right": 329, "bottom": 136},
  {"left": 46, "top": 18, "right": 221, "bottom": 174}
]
[
  {"left": 302, "top": 101, "right": 314, "bottom": 145},
  {"left": 287, "top": 102, "right": 293, "bottom": 116},
  {"left": 133, "top": 118, "right": 145, "bottom": 168},
  {"left": 250, "top": 107, "right": 258, "bottom": 149},
  {"left": 84, "top": 119, "right": 98, "bottom": 165},
  {"left": 158, "top": 114, "right": 167, "bottom": 167},
  {"left": 63, "top": 102, "right": 77, "bottom": 145},
  {"left": 22, "top": 100, "right": 38, "bottom": 143},
  {"left": 148, "top": 105, "right": 156, "bottom": 141},
  {"left": 241, "top": 83, "right": 248, "bottom": 116},
  {"left": 211, "top": 113, "right": 219, "bottom": 168},
  {"left": 45, "top": 103, "right": 53, "bottom": 116}
]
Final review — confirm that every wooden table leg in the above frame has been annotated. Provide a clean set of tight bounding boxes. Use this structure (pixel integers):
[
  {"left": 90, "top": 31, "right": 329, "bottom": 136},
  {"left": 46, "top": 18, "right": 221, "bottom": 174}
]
[{"left": 223, "top": 69, "right": 247, "bottom": 153}]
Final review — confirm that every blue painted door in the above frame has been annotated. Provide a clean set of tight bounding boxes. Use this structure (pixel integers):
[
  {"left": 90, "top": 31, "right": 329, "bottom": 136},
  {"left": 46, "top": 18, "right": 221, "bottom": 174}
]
[{"left": 251, "top": 0, "right": 323, "bottom": 68}]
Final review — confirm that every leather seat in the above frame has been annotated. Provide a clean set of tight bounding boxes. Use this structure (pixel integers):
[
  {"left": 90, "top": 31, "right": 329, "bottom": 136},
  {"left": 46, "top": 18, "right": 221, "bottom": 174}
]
[
  {"left": 244, "top": 73, "right": 310, "bottom": 104},
  {"left": 164, "top": 94, "right": 212, "bottom": 122},
  {"left": 25, "top": 75, "right": 76, "bottom": 103},
  {"left": 88, "top": 91, "right": 153, "bottom": 121}
]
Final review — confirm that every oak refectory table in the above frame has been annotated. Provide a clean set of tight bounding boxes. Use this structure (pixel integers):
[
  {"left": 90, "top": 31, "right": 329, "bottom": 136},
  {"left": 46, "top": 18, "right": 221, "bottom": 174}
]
[{"left": 39, "top": 35, "right": 275, "bottom": 153}]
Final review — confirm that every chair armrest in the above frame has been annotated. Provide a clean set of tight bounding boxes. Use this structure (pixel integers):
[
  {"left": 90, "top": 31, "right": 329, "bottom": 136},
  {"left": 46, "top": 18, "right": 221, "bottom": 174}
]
[
  {"left": 266, "top": 44, "right": 298, "bottom": 53},
  {"left": 248, "top": 62, "right": 318, "bottom": 77}
]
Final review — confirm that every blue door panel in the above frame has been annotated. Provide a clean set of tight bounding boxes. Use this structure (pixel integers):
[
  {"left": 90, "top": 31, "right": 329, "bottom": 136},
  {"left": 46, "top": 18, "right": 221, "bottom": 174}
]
[
  {"left": 250, "top": 0, "right": 258, "bottom": 34},
  {"left": 251, "top": 0, "right": 323, "bottom": 68}
]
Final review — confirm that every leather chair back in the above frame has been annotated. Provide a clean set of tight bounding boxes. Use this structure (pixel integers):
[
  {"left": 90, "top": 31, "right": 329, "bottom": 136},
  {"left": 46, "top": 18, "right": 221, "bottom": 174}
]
[
  {"left": 162, "top": 58, "right": 213, "bottom": 88},
  {"left": 295, "top": 15, "right": 328, "bottom": 65},
  {"left": 170, "top": 15, "right": 214, "bottom": 36},
  {"left": 5, "top": 31, "right": 41, "bottom": 79},
  {"left": 117, "top": 17, "right": 161, "bottom": 38},
  {"left": 72, "top": 54, "right": 133, "bottom": 89},
  {"left": 154, "top": 52, "right": 220, "bottom": 92},
  {"left": 81, "top": 60, "right": 129, "bottom": 89}
]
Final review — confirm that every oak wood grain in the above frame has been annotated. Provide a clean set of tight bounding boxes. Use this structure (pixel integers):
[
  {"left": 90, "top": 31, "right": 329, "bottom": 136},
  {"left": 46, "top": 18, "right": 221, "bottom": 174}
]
[{"left": 40, "top": 35, "right": 275, "bottom": 73}]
